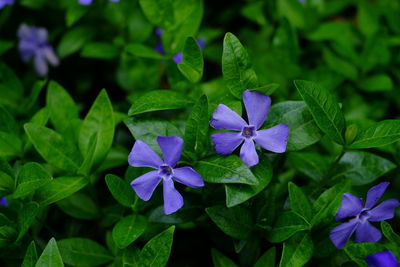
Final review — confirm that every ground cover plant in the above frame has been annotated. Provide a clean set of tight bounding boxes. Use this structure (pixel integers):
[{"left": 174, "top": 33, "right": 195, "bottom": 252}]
[{"left": 1, "top": 0, "right": 400, "bottom": 266}]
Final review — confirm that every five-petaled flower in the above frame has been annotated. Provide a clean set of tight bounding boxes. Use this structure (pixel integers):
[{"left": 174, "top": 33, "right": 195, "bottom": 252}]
[
  {"left": 128, "top": 136, "right": 204, "bottom": 215},
  {"left": 366, "top": 251, "right": 399, "bottom": 267},
  {"left": 0, "top": 197, "right": 7, "bottom": 206},
  {"left": 329, "top": 182, "right": 400, "bottom": 249},
  {"left": 78, "top": 0, "right": 119, "bottom": 5},
  {"left": 0, "top": 0, "right": 13, "bottom": 9},
  {"left": 17, "top": 24, "right": 59, "bottom": 77},
  {"left": 210, "top": 90, "right": 289, "bottom": 167}
]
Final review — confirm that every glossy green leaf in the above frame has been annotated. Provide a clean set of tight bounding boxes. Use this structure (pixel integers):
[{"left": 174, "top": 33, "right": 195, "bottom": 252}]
[
  {"left": 211, "top": 249, "right": 238, "bottom": 267},
  {"left": 222, "top": 32, "right": 258, "bottom": 99},
  {"left": 332, "top": 151, "right": 395, "bottom": 185},
  {"left": 196, "top": 155, "right": 258, "bottom": 185},
  {"left": 288, "top": 182, "right": 312, "bottom": 221},
  {"left": 58, "top": 238, "right": 113, "bottom": 267},
  {"left": 267, "top": 211, "right": 310, "bottom": 243},
  {"left": 112, "top": 214, "right": 147, "bottom": 248},
  {"left": 266, "top": 101, "right": 323, "bottom": 151},
  {"left": 14, "top": 162, "right": 52, "bottom": 198},
  {"left": 24, "top": 123, "right": 82, "bottom": 173},
  {"left": 225, "top": 156, "right": 272, "bottom": 207},
  {"left": 288, "top": 152, "right": 330, "bottom": 182},
  {"left": 81, "top": 42, "right": 119, "bottom": 59},
  {"left": 344, "top": 243, "right": 386, "bottom": 267},
  {"left": 381, "top": 221, "right": 400, "bottom": 247},
  {"left": 125, "top": 43, "right": 167, "bottom": 60},
  {"left": 206, "top": 205, "right": 253, "bottom": 240},
  {"left": 105, "top": 174, "right": 136, "bottom": 207},
  {"left": 279, "top": 232, "right": 313, "bottom": 267},
  {"left": 178, "top": 37, "right": 204, "bottom": 83},
  {"left": 17, "top": 202, "right": 40, "bottom": 242},
  {"left": 349, "top": 120, "right": 400, "bottom": 149},
  {"left": 22, "top": 241, "right": 38, "bottom": 267},
  {"left": 148, "top": 206, "right": 203, "bottom": 224},
  {"left": 128, "top": 90, "right": 194, "bottom": 116},
  {"left": 35, "top": 238, "right": 64, "bottom": 267},
  {"left": 359, "top": 74, "right": 393, "bottom": 92},
  {"left": 137, "top": 226, "right": 175, "bottom": 267},
  {"left": 139, "top": 0, "right": 175, "bottom": 29},
  {"left": 254, "top": 247, "right": 276, "bottom": 267},
  {"left": 35, "top": 176, "right": 88, "bottom": 206},
  {"left": 294, "top": 80, "right": 346, "bottom": 145},
  {"left": 56, "top": 192, "right": 99, "bottom": 220},
  {"left": 57, "top": 26, "right": 94, "bottom": 58},
  {"left": 0, "top": 131, "right": 22, "bottom": 157}
]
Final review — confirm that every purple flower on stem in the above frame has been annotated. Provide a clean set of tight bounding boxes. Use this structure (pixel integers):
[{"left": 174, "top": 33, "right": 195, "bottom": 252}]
[
  {"left": 0, "top": 0, "right": 14, "bottom": 9},
  {"left": 0, "top": 197, "right": 7, "bottom": 206},
  {"left": 366, "top": 251, "right": 399, "bottom": 267},
  {"left": 210, "top": 90, "right": 289, "bottom": 167},
  {"left": 128, "top": 136, "right": 204, "bottom": 215},
  {"left": 17, "top": 24, "right": 59, "bottom": 77},
  {"left": 78, "top": 0, "right": 119, "bottom": 5},
  {"left": 330, "top": 182, "right": 400, "bottom": 249}
]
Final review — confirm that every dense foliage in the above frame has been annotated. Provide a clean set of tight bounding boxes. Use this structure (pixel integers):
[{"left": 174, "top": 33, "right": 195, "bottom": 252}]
[{"left": 1, "top": 0, "right": 400, "bottom": 266}]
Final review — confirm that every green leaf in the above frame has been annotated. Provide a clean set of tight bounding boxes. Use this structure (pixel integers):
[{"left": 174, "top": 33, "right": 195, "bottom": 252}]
[
  {"left": 0, "top": 105, "right": 19, "bottom": 134},
  {"left": 148, "top": 206, "right": 203, "bottom": 224},
  {"left": 105, "top": 174, "right": 136, "bottom": 207},
  {"left": 322, "top": 48, "right": 358, "bottom": 80},
  {"left": 183, "top": 95, "right": 209, "bottom": 159},
  {"left": 22, "top": 241, "right": 38, "bottom": 267},
  {"left": 288, "top": 152, "right": 330, "bottom": 182},
  {"left": 288, "top": 182, "right": 312, "bottom": 221},
  {"left": 0, "top": 131, "right": 22, "bottom": 157},
  {"left": 225, "top": 156, "right": 272, "bottom": 207},
  {"left": 35, "top": 176, "right": 88, "bottom": 206},
  {"left": 46, "top": 81, "right": 79, "bottom": 133},
  {"left": 344, "top": 243, "right": 386, "bottom": 267},
  {"left": 137, "top": 226, "right": 175, "bottom": 267},
  {"left": 125, "top": 43, "right": 167, "bottom": 60},
  {"left": 78, "top": 134, "right": 98, "bottom": 175},
  {"left": 381, "top": 221, "right": 400, "bottom": 247},
  {"left": 128, "top": 90, "right": 194, "bottom": 116},
  {"left": 250, "top": 83, "right": 280, "bottom": 95},
  {"left": 332, "top": 151, "right": 395, "bottom": 185},
  {"left": 0, "top": 170, "right": 14, "bottom": 195},
  {"left": 196, "top": 155, "right": 258, "bottom": 185},
  {"left": 294, "top": 80, "right": 346, "bottom": 145},
  {"left": 56, "top": 192, "right": 99, "bottom": 220},
  {"left": 17, "top": 202, "right": 40, "bottom": 242},
  {"left": 311, "top": 179, "right": 351, "bottom": 227},
  {"left": 254, "top": 247, "right": 276, "bottom": 267},
  {"left": 79, "top": 89, "right": 115, "bottom": 169},
  {"left": 57, "top": 26, "right": 94, "bottom": 58},
  {"left": 267, "top": 211, "right": 310, "bottom": 243},
  {"left": 14, "top": 162, "right": 52, "bottom": 198},
  {"left": 24, "top": 123, "right": 82, "bottom": 173},
  {"left": 349, "top": 120, "right": 400, "bottom": 149},
  {"left": 358, "top": 74, "right": 393, "bottom": 92},
  {"left": 222, "top": 32, "right": 258, "bottom": 99},
  {"left": 177, "top": 37, "right": 204, "bottom": 83},
  {"left": 139, "top": 0, "right": 174, "bottom": 29},
  {"left": 81, "top": 42, "right": 119, "bottom": 59},
  {"left": 206, "top": 205, "right": 253, "bottom": 240},
  {"left": 112, "top": 214, "right": 147, "bottom": 249},
  {"left": 35, "top": 238, "right": 64, "bottom": 267},
  {"left": 279, "top": 232, "right": 313, "bottom": 267},
  {"left": 58, "top": 238, "right": 113, "bottom": 267},
  {"left": 266, "top": 101, "right": 323, "bottom": 151},
  {"left": 211, "top": 249, "right": 238, "bottom": 267}
]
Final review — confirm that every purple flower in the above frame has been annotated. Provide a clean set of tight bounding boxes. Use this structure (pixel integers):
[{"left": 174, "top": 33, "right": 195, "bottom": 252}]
[
  {"left": 0, "top": 0, "right": 14, "bottom": 9},
  {"left": 128, "top": 136, "right": 204, "bottom": 215},
  {"left": 330, "top": 182, "right": 400, "bottom": 249},
  {"left": 78, "top": 0, "right": 119, "bottom": 5},
  {"left": 366, "top": 251, "right": 399, "bottom": 267},
  {"left": 0, "top": 197, "right": 7, "bottom": 206},
  {"left": 210, "top": 90, "right": 289, "bottom": 167},
  {"left": 17, "top": 24, "right": 59, "bottom": 77}
]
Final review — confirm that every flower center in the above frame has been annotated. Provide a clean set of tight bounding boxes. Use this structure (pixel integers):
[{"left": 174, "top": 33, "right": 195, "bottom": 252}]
[
  {"left": 242, "top": 126, "right": 256, "bottom": 138},
  {"left": 159, "top": 164, "right": 173, "bottom": 178},
  {"left": 358, "top": 209, "right": 370, "bottom": 221}
]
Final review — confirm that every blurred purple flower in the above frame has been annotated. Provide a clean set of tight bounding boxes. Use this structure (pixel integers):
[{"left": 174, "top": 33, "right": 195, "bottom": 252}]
[
  {"left": 155, "top": 27, "right": 205, "bottom": 64},
  {"left": 366, "top": 251, "right": 399, "bottom": 267},
  {"left": 128, "top": 136, "right": 204, "bottom": 215},
  {"left": 0, "top": 197, "right": 7, "bottom": 206},
  {"left": 0, "top": 0, "right": 14, "bottom": 9},
  {"left": 78, "top": 0, "right": 119, "bottom": 5},
  {"left": 17, "top": 24, "right": 59, "bottom": 77},
  {"left": 330, "top": 182, "right": 400, "bottom": 249},
  {"left": 210, "top": 90, "right": 289, "bottom": 167}
]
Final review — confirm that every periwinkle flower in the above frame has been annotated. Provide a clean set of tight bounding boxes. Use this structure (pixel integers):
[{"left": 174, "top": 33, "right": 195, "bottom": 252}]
[
  {"left": 0, "top": 0, "right": 14, "bottom": 9},
  {"left": 128, "top": 136, "right": 204, "bottom": 215},
  {"left": 366, "top": 251, "right": 399, "bottom": 267},
  {"left": 18, "top": 24, "right": 59, "bottom": 77},
  {"left": 78, "top": 0, "right": 119, "bottom": 5},
  {"left": 330, "top": 182, "right": 400, "bottom": 249},
  {"left": 0, "top": 197, "right": 7, "bottom": 206},
  {"left": 210, "top": 90, "right": 289, "bottom": 167}
]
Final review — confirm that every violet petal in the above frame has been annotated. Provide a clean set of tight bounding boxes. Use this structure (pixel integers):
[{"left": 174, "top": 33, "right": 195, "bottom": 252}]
[
  {"left": 157, "top": 136, "right": 183, "bottom": 168},
  {"left": 368, "top": 199, "right": 400, "bottom": 222},
  {"left": 34, "top": 54, "right": 48, "bottom": 77},
  {"left": 130, "top": 170, "right": 162, "bottom": 201},
  {"left": 365, "top": 182, "right": 390, "bottom": 209},
  {"left": 366, "top": 251, "right": 399, "bottom": 267},
  {"left": 211, "top": 132, "right": 243, "bottom": 155},
  {"left": 355, "top": 220, "right": 382, "bottom": 243},
  {"left": 210, "top": 104, "right": 247, "bottom": 131},
  {"left": 163, "top": 178, "right": 184, "bottom": 215},
  {"left": 329, "top": 219, "right": 359, "bottom": 249},
  {"left": 173, "top": 167, "right": 204, "bottom": 188},
  {"left": 335, "top": 193, "right": 363, "bottom": 221},
  {"left": 242, "top": 90, "right": 271, "bottom": 129},
  {"left": 240, "top": 139, "right": 259, "bottom": 167},
  {"left": 128, "top": 140, "right": 163, "bottom": 169},
  {"left": 254, "top": 123, "right": 289, "bottom": 153}
]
